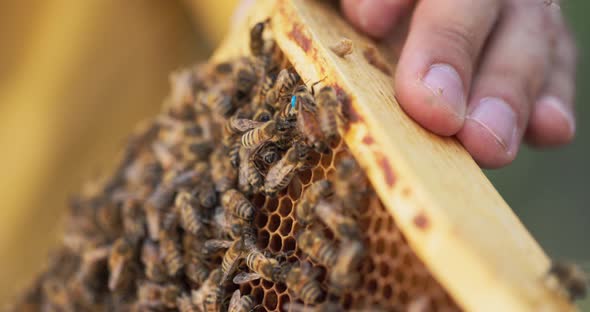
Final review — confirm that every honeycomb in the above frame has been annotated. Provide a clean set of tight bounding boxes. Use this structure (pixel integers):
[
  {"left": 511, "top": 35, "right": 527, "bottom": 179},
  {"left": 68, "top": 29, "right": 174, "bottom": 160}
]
[
  {"left": 11, "top": 18, "right": 462, "bottom": 312},
  {"left": 241, "top": 141, "right": 459, "bottom": 311}
]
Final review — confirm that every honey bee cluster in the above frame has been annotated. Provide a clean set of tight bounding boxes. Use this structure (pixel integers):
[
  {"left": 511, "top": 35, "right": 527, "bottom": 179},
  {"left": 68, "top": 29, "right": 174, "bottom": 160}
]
[{"left": 12, "top": 19, "right": 462, "bottom": 312}]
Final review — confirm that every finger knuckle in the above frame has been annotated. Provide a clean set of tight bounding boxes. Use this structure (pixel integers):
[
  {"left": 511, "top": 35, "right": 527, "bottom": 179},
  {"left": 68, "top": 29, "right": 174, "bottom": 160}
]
[{"left": 431, "top": 22, "right": 478, "bottom": 62}]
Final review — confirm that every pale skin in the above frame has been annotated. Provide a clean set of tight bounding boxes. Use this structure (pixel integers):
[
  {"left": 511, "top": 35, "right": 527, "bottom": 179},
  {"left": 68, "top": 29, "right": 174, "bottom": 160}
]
[{"left": 237, "top": 0, "right": 578, "bottom": 168}]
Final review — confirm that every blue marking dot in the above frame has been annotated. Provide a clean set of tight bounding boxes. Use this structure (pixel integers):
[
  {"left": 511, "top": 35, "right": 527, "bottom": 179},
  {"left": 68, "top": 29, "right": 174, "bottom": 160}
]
[{"left": 291, "top": 95, "right": 296, "bottom": 108}]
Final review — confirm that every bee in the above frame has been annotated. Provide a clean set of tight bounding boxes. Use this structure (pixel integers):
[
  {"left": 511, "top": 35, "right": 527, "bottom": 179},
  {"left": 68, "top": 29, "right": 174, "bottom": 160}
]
[
  {"left": 224, "top": 116, "right": 265, "bottom": 145},
  {"left": 233, "top": 249, "right": 280, "bottom": 284},
  {"left": 297, "top": 229, "right": 338, "bottom": 268},
  {"left": 265, "top": 68, "right": 300, "bottom": 109},
  {"left": 256, "top": 142, "right": 281, "bottom": 166},
  {"left": 196, "top": 180, "right": 217, "bottom": 209},
  {"left": 209, "top": 238, "right": 245, "bottom": 282},
  {"left": 137, "top": 282, "right": 180, "bottom": 309},
  {"left": 250, "top": 18, "right": 270, "bottom": 58},
  {"left": 121, "top": 197, "right": 146, "bottom": 242},
  {"left": 42, "top": 277, "right": 74, "bottom": 312},
  {"left": 184, "top": 139, "right": 214, "bottom": 162},
  {"left": 238, "top": 147, "right": 255, "bottom": 194},
  {"left": 315, "top": 199, "right": 361, "bottom": 241},
  {"left": 177, "top": 293, "right": 198, "bottom": 312},
  {"left": 229, "top": 139, "right": 243, "bottom": 168},
  {"left": 241, "top": 120, "right": 290, "bottom": 149},
  {"left": 185, "top": 259, "right": 211, "bottom": 286},
  {"left": 296, "top": 179, "right": 333, "bottom": 226},
  {"left": 228, "top": 289, "right": 257, "bottom": 312},
  {"left": 329, "top": 240, "right": 366, "bottom": 294},
  {"left": 168, "top": 69, "right": 195, "bottom": 116},
  {"left": 247, "top": 157, "right": 264, "bottom": 191},
  {"left": 234, "top": 57, "right": 261, "bottom": 96},
  {"left": 253, "top": 106, "right": 273, "bottom": 122},
  {"left": 176, "top": 190, "right": 203, "bottom": 235},
  {"left": 316, "top": 86, "right": 344, "bottom": 143},
  {"left": 293, "top": 89, "right": 328, "bottom": 153},
  {"left": 283, "top": 301, "right": 345, "bottom": 312},
  {"left": 192, "top": 269, "right": 223, "bottom": 312},
  {"left": 334, "top": 157, "right": 367, "bottom": 212},
  {"left": 547, "top": 261, "right": 588, "bottom": 301},
  {"left": 108, "top": 238, "right": 135, "bottom": 291},
  {"left": 407, "top": 296, "right": 431, "bottom": 312},
  {"left": 140, "top": 240, "right": 167, "bottom": 283},
  {"left": 159, "top": 229, "right": 184, "bottom": 277},
  {"left": 264, "top": 142, "right": 309, "bottom": 197},
  {"left": 210, "top": 149, "right": 237, "bottom": 193},
  {"left": 329, "top": 38, "right": 354, "bottom": 58},
  {"left": 69, "top": 246, "right": 110, "bottom": 306},
  {"left": 202, "top": 81, "right": 236, "bottom": 117},
  {"left": 151, "top": 141, "right": 177, "bottom": 170},
  {"left": 222, "top": 189, "right": 256, "bottom": 222},
  {"left": 282, "top": 262, "right": 325, "bottom": 304}
]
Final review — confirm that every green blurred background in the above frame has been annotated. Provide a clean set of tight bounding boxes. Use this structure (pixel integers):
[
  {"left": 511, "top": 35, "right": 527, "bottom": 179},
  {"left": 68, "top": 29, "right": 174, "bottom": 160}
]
[
  {"left": 486, "top": 1, "right": 590, "bottom": 309},
  {"left": 0, "top": 0, "right": 587, "bottom": 309}
]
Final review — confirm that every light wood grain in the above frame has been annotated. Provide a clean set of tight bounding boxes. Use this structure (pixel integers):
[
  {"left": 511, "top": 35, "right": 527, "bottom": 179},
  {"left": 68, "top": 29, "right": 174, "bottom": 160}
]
[{"left": 212, "top": 1, "right": 575, "bottom": 311}]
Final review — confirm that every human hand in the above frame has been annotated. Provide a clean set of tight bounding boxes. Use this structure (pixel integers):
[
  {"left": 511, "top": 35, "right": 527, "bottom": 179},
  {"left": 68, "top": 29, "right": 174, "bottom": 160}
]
[{"left": 342, "top": 0, "right": 577, "bottom": 168}]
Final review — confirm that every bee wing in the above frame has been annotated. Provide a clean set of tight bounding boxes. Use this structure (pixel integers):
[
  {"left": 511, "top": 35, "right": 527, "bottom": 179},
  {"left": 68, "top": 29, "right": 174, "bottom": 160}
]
[
  {"left": 221, "top": 251, "right": 244, "bottom": 283},
  {"left": 203, "top": 239, "right": 233, "bottom": 250},
  {"left": 229, "top": 289, "right": 241, "bottom": 308},
  {"left": 232, "top": 272, "right": 261, "bottom": 284},
  {"left": 232, "top": 118, "right": 265, "bottom": 132}
]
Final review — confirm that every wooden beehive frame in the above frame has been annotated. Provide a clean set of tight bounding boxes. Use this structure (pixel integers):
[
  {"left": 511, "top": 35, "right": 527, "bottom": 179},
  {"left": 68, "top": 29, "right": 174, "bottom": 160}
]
[{"left": 212, "top": 1, "right": 574, "bottom": 311}]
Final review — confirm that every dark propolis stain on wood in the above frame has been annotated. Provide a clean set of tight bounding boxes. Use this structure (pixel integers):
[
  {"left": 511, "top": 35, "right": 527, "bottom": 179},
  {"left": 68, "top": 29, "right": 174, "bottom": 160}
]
[
  {"left": 362, "top": 135, "right": 375, "bottom": 145},
  {"left": 363, "top": 46, "right": 392, "bottom": 76},
  {"left": 288, "top": 23, "right": 311, "bottom": 52},
  {"left": 413, "top": 213, "right": 430, "bottom": 231},
  {"left": 376, "top": 153, "right": 395, "bottom": 187},
  {"left": 333, "top": 84, "right": 362, "bottom": 126}
]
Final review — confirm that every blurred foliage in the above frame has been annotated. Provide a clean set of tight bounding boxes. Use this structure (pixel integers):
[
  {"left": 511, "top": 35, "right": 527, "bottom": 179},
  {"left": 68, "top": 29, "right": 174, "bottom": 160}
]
[
  {"left": 0, "top": 0, "right": 587, "bottom": 308},
  {"left": 486, "top": 1, "right": 590, "bottom": 309}
]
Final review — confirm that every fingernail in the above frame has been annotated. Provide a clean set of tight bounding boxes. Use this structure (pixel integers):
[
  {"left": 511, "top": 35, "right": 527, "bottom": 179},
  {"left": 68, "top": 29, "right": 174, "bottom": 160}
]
[
  {"left": 423, "top": 64, "right": 466, "bottom": 118},
  {"left": 359, "top": 0, "right": 402, "bottom": 38},
  {"left": 540, "top": 95, "right": 576, "bottom": 135},
  {"left": 469, "top": 97, "right": 517, "bottom": 151}
]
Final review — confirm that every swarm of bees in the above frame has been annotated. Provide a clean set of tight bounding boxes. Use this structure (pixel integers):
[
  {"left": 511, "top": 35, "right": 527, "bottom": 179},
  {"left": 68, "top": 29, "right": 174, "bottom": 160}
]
[{"left": 12, "top": 17, "right": 585, "bottom": 312}]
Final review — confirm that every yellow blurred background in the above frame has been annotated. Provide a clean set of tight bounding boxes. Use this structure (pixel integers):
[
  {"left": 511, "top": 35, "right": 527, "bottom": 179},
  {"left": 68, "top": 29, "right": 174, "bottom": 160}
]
[
  {"left": 0, "top": 0, "right": 237, "bottom": 303},
  {"left": 1, "top": 0, "right": 589, "bottom": 308}
]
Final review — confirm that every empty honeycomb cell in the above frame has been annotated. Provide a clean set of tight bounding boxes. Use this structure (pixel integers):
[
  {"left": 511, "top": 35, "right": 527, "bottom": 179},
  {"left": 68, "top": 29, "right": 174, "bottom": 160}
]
[
  {"left": 263, "top": 289, "right": 278, "bottom": 310},
  {"left": 377, "top": 260, "right": 390, "bottom": 277},
  {"left": 394, "top": 269, "right": 405, "bottom": 284},
  {"left": 372, "top": 216, "right": 383, "bottom": 233},
  {"left": 269, "top": 234, "right": 283, "bottom": 253},
  {"left": 265, "top": 197, "right": 279, "bottom": 213},
  {"left": 252, "top": 194, "right": 266, "bottom": 207},
  {"left": 262, "top": 279, "right": 274, "bottom": 290},
  {"left": 382, "top": 284, "right": 393, "bottom": 299},
  {"left": 279, "top": 218, "right": 293, "bottom": 236},
  {"left": 359, "top": 216, "right": 372, "bottom": 232},
  {"left": 251, "top": 278, "right": 261, "bottom": 287},
  {"left": 278, "top": 199, "right": 292, "bottom": 217},
  {"left": 282, "top": 237, "right": 296, "bottom": 253},
  {"left": 325, "top": 168, "right": 335, "bottom": 178},
  {"left": 287, "top": 180, "right": 303, "bottom": 200},
  {"left": 311, "top": 167, "right": 325, "bottom": 181},
  {"left": 267, "top": 214, "right": 281, "bottom": 233},
  {"left": 307, "top": 151, "right": 322, "bottom": 167},
  {"left": 252, "top": 286, "right": 265, "bottom": 302},
  {"left": 399, "top": 290, "right": 409, "bottom": 305},
  {"left": 257, "top": 230, "right": 270, "bottom": 249},
  {"left": 367, "top": 278, "right": 378, "bottom": 293},
  {"left": 298, "top": 169, "right": 312, "bottom": 185},
  {"left": 375, "top": 237, "right": 385, "bottom": 255},
  {"left": 278, "top": 294, "right": 290, "bottom": 311},
  {"left": 255, "top": 212, "right": 269, "bottom": 228},
  {"left": 320, "top": 151, "right": 333, "bottom": 168},
  {"left": 241, "top": 283, "right": 252, "bottom": 295},
  {"left": 275, "top": 283, "right": 287, "bottom": 296}
]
